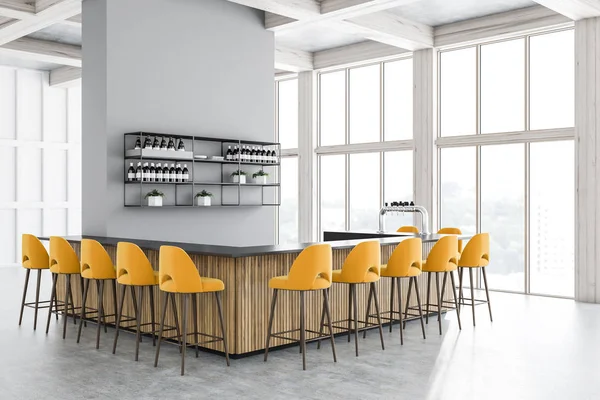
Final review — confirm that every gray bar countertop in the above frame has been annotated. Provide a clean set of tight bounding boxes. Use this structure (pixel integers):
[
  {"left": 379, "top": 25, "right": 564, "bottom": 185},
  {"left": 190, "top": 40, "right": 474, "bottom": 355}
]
[{"left": 38, "top": 232, "right": 469, "bottom": 259}]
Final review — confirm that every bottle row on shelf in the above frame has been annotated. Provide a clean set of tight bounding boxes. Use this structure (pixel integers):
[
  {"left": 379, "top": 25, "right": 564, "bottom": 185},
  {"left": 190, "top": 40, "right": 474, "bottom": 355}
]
[
  {"left": 127, "top": 162, "right": 190, "bottom": 183},
  {"left": 135, "top": 136, "right": 186, "bottom": 152},
  {"left": 225, "top": 146, "right": 278, "bottom": 164}
]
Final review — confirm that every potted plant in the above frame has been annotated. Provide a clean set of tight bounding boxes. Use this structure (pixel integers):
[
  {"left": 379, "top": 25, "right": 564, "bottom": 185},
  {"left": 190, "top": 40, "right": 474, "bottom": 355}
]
[
  {"left": 195, "top": 190, "right": 213, "bottom": 206},
  {"left": 145, "top": 189, "right": 165, "bottom": 207},
  {"left": 231, "top": 169, "right": 247, "bottom": 184},
  {"left": 252, "top": 170, "right": 269, "bottom": 184}
]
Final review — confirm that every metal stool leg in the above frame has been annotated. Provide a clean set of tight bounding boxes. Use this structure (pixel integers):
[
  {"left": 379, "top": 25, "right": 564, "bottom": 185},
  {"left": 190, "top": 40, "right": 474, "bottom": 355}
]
[
  {"left": 149, "top": 286, "right": 156, "bottom": 346},
  {"left": 469, "top": 268, "right": 476, "bottom": 326},
  {"left": 19, "top": 269, "right": 31, "bottom": 326},
  {"left": 352, "top": 284, "right": 359, "bottom": 357},
  {"left": 425, "top": 272, "right": 432, "bottom": 324},
  {"left": 180, "top": 294, "right": 188, "bottom": 376},
  {"left": 112, "top": 284, "right": 126, "bottom": 354},
  {"left": 96, "top": 280, "right": 105, "bottom": 349},
  {"left": 439, "top": 272, "right": 448, "bottom": 322},
  {"left": 435, "top": 272, "right": 442, "bottom": 335},
  {"left": 372, "top": 282, "right": 384, "bottom": 350},
  {"left": 413, "top": 277, "right": 426, "bottom": 339},
  {"left": 347, "top": 284, "right": 353, "bottom": 342},
  {"left": 458, "top": 267, "right": 464, "bottom": 307},
  {"left": 63, "top": 275, "right": 71, "bottom": 339},
  {"left": 389, "top": 277, "right": 395, "bottom": 332},
  {"left": 192, "top": 293, "right": 199, "bottom": 358},
  {"left": 363, "top": 283, "right": 373, "bottom": 338},
  {"left": 317, "top": 292, "right": 326, "bottom": 349},
  {"left": 215, "top": 291, "right": 230, "bottom": 366},
  {"left": 482, "top": 267, "right": 493, "bottom": 322},
  {"left": 154, "top": 292, "right": 169, "bottom": 368},
  {"left": 135, "top": 286, "right": 143, "bottom": 361},
  {"left": 69, "top": 278, "right": 76, "bottom": 325},
  {"left": 33, "top": 270, "right": 42, "bottom": 330},
  {"left": 77, "top": 278, "right": 90, "bottom": 343},
  {"left": 300, "top": 291, "right": 306, "bottom": 370},
  {"left": 397, "top": 278, "right": 404, "bottom": 345},
  {"left": 403, "top": 276, "right": 413, "bottom": 329},
  {"left": 171, "top": 294, "right": 181, "bottom": 352},
  {"left": 46, "top": 272, "right": 58, "bottom": 334},
  {"left": 323, "top": 288, "right": 337, "bottom": 362},
  {"left": 264, "top": 289, "right": 278, "bottom": 362},
  {"left": 450, "top": 271, "right": 462, "bottom": 330}
]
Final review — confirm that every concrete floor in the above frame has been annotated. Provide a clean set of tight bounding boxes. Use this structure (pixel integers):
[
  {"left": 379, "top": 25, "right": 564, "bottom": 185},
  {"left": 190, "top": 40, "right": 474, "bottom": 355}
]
[{"left": 2, "top": 266, "right": 599, "bottom": 400}]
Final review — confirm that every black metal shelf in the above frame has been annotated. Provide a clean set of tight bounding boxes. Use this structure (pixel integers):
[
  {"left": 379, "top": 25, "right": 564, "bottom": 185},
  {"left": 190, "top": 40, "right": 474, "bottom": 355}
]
[
  {"left": 124, "top": 204, "right": 275, "bottom": 208},
  {"left": 125, "top": 155, "right": 280, "bottom": 166},
  {"left": 125, "top": 181, "right": 280, "bottom": 187},
  {"left": 124, "top": 131, "right": 280, "bottom": 147}
]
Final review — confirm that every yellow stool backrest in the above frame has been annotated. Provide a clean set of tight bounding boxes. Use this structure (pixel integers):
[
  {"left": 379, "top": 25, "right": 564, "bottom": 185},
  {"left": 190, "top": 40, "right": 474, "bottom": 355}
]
[
  {"left": 286, "top": 244, "right": 333, "bottom": 291},
  {"left": 458, "top": 233, "right": 490, "bottom": 268},
  {"left": 22, "top": 234, "right": 49, "bottom": 269},
  {"left": 337, "top": 240, "right": 381, "bottom": 283},
  {"left": 425, "top": 235, "right": 458, "bottom": 272},
  {"left": 438, "top": 227, "right": 463, "bottom": 253},
  {"left": 117, "top": 242, "right": 156, "bottom": 286},
  {"left": 49, "top": 236, "right": 80, "bottom": 274},
  {"left": 385, "top": 238, "right": 422, "bottom": 277},
  {"left": 81, "top": 239, "right": 116, "bottom": 279},
  {"left": 397, "top": 226, "right": 419, "bottom": 234},
  {"left": 159, "top": 246, "right": 202, "bottom": 293}
]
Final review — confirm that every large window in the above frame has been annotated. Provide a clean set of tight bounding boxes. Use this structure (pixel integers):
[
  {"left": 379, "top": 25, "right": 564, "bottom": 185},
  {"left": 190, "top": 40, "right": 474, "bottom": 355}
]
[
  {"left": 275, "top": 77, "right": 299, "bottom": 244},
  {"left": 318, "top": 56, "right": 414, "bottom": 236},
  {"left": 0, "top": 67, "right": 81, "bottom": 266},
  {"left": 438, "top": 28, "right": 574, "bottom": 297}
]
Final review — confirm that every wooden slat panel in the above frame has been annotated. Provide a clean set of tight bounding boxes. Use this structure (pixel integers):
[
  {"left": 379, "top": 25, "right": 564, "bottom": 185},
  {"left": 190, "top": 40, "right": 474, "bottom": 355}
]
[{"left": 56, "top": 241, "right": 452, "bottom": 355}]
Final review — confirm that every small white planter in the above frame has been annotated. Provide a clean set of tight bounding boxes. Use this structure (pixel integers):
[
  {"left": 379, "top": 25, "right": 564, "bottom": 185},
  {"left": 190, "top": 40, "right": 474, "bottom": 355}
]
[
  {"left": 232, "top": 175, "right": 246, "bottom": 184},
  {"left": 196, "top": 196, "right": 211, "bottom": 206},
  {"left": 147, "top": 196, "right": 163, "bottom": 207},
  {"left": 253, "top": 176, "right": 268, "bottom": 185}
]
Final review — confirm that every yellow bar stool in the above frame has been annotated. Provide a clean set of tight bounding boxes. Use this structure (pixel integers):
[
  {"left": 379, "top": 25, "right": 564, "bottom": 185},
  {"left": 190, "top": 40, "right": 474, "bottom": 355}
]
[
  {"left": 397, "top": 226, "right": 419, "bottom": 234},
  {"left": 264, "top": 244, "right": 336, "bottom": 371},
  {"left": 46, "top": 236, "right": 82, "bottom": 339},
  {"left": 438, "top": 227, "right": 464, "bottom": 255},
  {"left": 373, "top": 238, "right": 425, "bottom": 345},
  {"left": 113, "top": 242, "right": 169, "bottom": 361},
  {"left": 457, "top": 233, "right": 492, "bottom": 326},
  {"left": 422, "top": 235, "right": 462, "bottom": 335},
  {"left": 76, "top": 239, "right": 118, "bottom": 349},
  {"left": 154, "top": 246, "right": 229, "bottom": 376},
  {"left": 318, "top": 240, "right": 384, "bottom": 357},
  {"left": 19, "top": 234, "right": 51, "bottom": 330}
]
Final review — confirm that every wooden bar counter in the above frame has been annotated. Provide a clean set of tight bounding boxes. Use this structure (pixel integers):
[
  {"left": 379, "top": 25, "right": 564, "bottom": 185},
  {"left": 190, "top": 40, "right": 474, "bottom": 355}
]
[{"left": 42, "top": 233, "right": 466, "bottom": 357}]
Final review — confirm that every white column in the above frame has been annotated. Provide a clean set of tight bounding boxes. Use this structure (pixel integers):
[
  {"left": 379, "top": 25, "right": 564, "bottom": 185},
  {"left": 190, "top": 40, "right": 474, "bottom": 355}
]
[
  {"left": 297, "top": 71, "right": 318, "bottom": 242},
  {"left": 413, "top": 48, "right": 437, "bottom": 233},
  {"left": 575, "top": 17, "right": 600, "bottom": 303}
]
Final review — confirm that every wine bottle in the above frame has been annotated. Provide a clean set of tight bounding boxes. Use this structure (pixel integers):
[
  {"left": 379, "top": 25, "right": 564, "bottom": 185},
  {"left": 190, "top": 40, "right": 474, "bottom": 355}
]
[
  {"left": 264, "top": 150, "right": 270, "bottom": 163},
  {"left": 163, "top": 164, "right": 169, "bottom": 182},
  {"left": 160, "top": 137, "right": 167, "bottom": 150},
  {"left": 169, "top": 163, "right": 176, "bottom": 183},
  {"left": 260, "top": 148, "right": 266, "bottom": 163},
  {"left": 135, "top": 162, "right": 142, "bottom": 181},
  {"left": 156, "top": 163, "right": 163, "bottom": 182},
  {"left": 152, "top": 137, "right": 160, "bottom": 150},
  {"left": 250, "top": 147, "right": 256, "bottom": 163},
  {"left": 233, "top": 146, "right": 239, "bottom": 161},
  {"left": 150, "top": 163, "right": 156, "bottom": 181},
  {"left": 240, "top": 146, "right": 245, "bottom": 162},
  {"left": 272, "top": 149, "right": 278, "bottom": 164},
  {"left": 127, "top": 163, "right": 135, "bottom": 181},
  {"left": 177, "top": 139, "right": 185, "bottom": 152},
  {"left": 176, "top": 164, "right": 183, "bottom": 182},
  {"left": 226, "top": 146, "right": 233, "bottom": 161},
  {"left": 143, "top": 136, "right": 152, "bottom": 149},
  {"left": 142, "top": 162, "right": 149, "bottom": 181},
  {"left": 167, "top": 137, "right": 175, "bottom": 151},
  {"left": 134, "top": 137, "right": 142, "bottom": 150},
  {"left": 182, "top": 164, "right": 189, "bottom": 182}
]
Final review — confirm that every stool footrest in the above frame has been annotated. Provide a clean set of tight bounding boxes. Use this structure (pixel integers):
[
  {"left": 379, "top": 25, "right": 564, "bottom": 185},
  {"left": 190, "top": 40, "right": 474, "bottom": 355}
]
[{"left": 269, "top": 328, "right": 333, "bottom": 345}]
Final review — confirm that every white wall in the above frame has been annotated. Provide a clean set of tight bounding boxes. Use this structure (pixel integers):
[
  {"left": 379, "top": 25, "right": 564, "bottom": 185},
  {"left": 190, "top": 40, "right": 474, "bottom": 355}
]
[
  {"left": 83, "top": 0, "right": 276, "bottom": 246},
  {"left": 0, "top": 67, "right": 81, "bottom": 266}
]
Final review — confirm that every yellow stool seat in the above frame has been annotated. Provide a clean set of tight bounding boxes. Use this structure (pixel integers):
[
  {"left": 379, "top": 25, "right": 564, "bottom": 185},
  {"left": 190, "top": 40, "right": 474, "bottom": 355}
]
[
  {"left": 397, "top": 225, "right": 419, "bottom": 233},
  {"left": 381, "top": 264, "right": 421, "bottom": 277},
  {"left": 269, "top": 274, "right": 330, "bottom": 290},
  {"left": 331, "top": 268, "right": 379, "bottom": 283},
  {"left": 23, "top": 259, "right": 48, "bottom": 270},
  {"left": 161, "top": 276, "right": 224, "bottom": 293},
  {"left": 118, "top": 270, "right": 160, "bottom": 286}
]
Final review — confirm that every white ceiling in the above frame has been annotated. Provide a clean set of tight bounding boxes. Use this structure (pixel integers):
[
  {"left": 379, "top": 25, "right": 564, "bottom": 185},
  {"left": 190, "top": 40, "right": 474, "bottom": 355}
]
[
  {"left": 0, "top": 52, "right": 63, "bottom": 70},
  {"left": 387, "top": 0, "right": 537, "bottom": 27},
  {"left": 275, "top": 22, "right": 365, "bottom": 52},
  {"left": 27, "top": 23, "right": 82, "bottom": 46}
]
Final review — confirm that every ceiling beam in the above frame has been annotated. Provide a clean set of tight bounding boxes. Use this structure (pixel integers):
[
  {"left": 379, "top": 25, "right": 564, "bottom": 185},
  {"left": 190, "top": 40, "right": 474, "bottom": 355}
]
[
  {"left": 0, "top": 0, "right": 81, "bottom": 46},
  {"left": 0, "top": 37, "right": 81, "bottom": 66},
  {"left": 434, "top": 5, "right": 572, "bottom": 48},
  {"left": 0, "top": 0, "right": 35, "bottom": 19},
  {"left": 49, "top": 65, "right": 80, "bottom": 87},
  {"left": 314, "top": 40, "right": 408, "bottom": 70},
  {"left": 531, "top": 0, "right": 600, "bottom": 20},
  {"left": 275, "top": 45, "right": 314, "bottom": 72},
  {"left": 226, "top": 0, "right": 319, "bottom": 20},
  {"left": 267, "top": 0, "right": 422, "bottom": 31}
]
